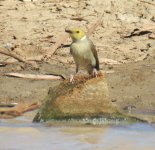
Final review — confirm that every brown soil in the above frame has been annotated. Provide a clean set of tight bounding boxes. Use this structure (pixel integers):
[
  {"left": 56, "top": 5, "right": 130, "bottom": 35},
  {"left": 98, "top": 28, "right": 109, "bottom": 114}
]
[
  {"left": 107, "top": 58, "right": 155, "bottom": 115},
  {"left": 0, "top": 0, "right": 155, "bottom": 116}
]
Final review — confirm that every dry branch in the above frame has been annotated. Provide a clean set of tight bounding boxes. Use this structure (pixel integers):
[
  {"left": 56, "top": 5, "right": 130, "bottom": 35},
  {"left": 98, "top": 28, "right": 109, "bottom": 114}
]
[
  {"left": 70, "top": 17, "right": 88, "bottom": 22},
  {"left": 0, "top": 61, "right": 14, "bottom": 65},
  {"left": 100, "top": 58, "right": 120, "bottom": 65},
  {"left": 0, "top": 63, "right": 7, "bottom": 67},
  {"left": 138, "top": 0, "right": 155, "bottom": 6},
  {"left": 0, "top": 49, "right": 29, "bottom": 63},
  {"left": 87, "top": 14, "right": 104, "bottom": 36},
  {"left": 0, "top": 103, "right": 17, "bottom": 107},
  {"left": 1, "top": 72, "right": 64, "bottom": 80},
  {"left": 43, "top": 33, "right": 69, "bottom": 60},
  {"left": 122, "top": 25, "right": 155, "bottom": 38},
  {"left": 0, "top": 49, "right": 38, "bottom": 68},
  {"left": 0, "top": 102, "right": 39, "bottom": 119},
  {"left": 49, "top": 33, "right": 69, "bottom": 55}
]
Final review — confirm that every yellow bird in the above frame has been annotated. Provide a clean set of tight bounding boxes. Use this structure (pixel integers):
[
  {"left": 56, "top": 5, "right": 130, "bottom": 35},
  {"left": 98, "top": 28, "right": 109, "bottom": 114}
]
[{"left": 65, "top": 28, "right": 99, "bottom": 82}]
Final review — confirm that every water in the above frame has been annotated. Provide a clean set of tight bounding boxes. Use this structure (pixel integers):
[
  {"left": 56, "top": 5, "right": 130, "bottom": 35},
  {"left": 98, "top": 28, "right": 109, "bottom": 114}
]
[{"left": 0, "top": 112, "right": 155, "bottom": 150}]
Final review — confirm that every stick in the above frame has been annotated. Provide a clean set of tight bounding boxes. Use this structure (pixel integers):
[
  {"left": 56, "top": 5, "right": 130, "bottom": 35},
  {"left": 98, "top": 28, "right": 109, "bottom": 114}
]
[
  {"left": 0, "top": 63, "right": 7, "bottom": 67},
  {"left": 0, "top": 60, "right": 19, "bottom": 66},
  {"left": 0, "top": 49, "right": 29, "bottom": 63},
  {"left": 50, "top": 33, "right": 69, "bottom": 55},
  {"left": 0, "top": 49, "right": 39, "bottom": 69},
  {"left": 0, "top": 102, "right": 39, "bottom": 118},
  {"left": 0, "top": 55, "right": 44, "bottom": 65},
  {"left": 70, "top": 17, "right": 88, "bottom": 22},
  {"left": 0, "top": 103, "right": 16, "bottom": 107},
  {"left": 87, "top": 13, "right": 104, "bottom": 36},
  {"left": 1, "top": 72, "right": 64, "bottom": 80},
  {"left": 0, "top": 61, "right": 13, "bottom": 65},
  {"left": 122, "top": 25, "right": 155, "bottom": 38},
  {"left": 138, "top": 0, "right": 155, "bottom": 6},
  {"left": 100, "top": 58, "right": 120, "bottom": 65},
  {"left": 43, "top": 33, "right": 69, "bottom": 59}
]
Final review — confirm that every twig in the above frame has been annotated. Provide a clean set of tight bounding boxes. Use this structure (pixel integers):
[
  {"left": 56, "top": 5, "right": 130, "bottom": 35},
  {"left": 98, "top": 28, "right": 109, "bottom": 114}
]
[
  {"left": 122, "top": 26, "right": 154, "bottom": 38},
  {"left": 76, "top": 0, "right": 81, "bottom": 17},
  {"left": 70, "top": 17, "right": 88, "bottom": 23},
  {"left": 0, "top": 102, "right": 40, "bottom": 118},
  {"left": 0, "top": 61, "right": 13, "bottom": 65},
  {"left": 0, "top": 49, "right": 29, "bottom": 63},
  {"left": 0, "top": 63, "right": 7, "bottom": 67},
  {"left": 50, "top": 33, "right": 69, "bottom": 55},
  {"left": 87, "top": 13, "right": 104, "bottom": 36},
  {"left": 138, "top": 0, "right": 155, "bottom": 6},
  {"left": 27, "top": 55, "right": 44, "bottom": 62},
  {"left": 1, "top": 72, "right": 64, "bottom": 80},
  {"left": 0, "top": 103, "right": 16, "bottom": 107},
  {"left": 0, "top": 49, "right": 37, "bottom": 68},
  {"left": 43, "top": 33, "right": 69, "bottom": 60},
  {"left": 0, "top": 60, "right": 19, "bottom": 66},
  {"left": 100, "top": 58, "right": 120, "bottom": 65}
]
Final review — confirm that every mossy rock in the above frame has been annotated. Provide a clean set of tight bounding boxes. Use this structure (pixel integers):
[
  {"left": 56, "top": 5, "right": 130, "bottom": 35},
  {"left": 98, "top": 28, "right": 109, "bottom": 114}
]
[{"left": 33, "top": 75, "right": 144, "bottom": 124}]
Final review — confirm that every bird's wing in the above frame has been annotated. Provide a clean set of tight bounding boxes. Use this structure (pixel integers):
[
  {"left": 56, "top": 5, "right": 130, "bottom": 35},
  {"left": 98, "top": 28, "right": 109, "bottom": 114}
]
[
  {"left": 70, "top": 44, "right": 79, "bottom": 73},
  {"left": 89, "top": 40, "right": 99, "bottom": 70},
  {"left": 70, "top": 43, "right": 75, "bottom": 55}
]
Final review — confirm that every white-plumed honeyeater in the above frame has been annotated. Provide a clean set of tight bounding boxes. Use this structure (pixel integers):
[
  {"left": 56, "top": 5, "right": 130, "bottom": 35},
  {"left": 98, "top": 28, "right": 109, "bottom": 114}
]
[{"left": 65, "top": 28, "right": 99, "bottom": 82}]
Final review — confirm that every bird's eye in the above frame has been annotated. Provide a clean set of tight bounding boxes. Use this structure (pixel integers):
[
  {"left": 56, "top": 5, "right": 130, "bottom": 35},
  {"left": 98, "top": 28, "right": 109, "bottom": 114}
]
[{"left": 76, "top": 31, "right": 80, "bottom": 33}]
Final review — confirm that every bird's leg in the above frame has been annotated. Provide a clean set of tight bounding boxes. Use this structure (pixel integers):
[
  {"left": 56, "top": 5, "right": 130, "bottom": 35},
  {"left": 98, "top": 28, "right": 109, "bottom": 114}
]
[
  {"left": 69, "top": 74, "right": 75, "bottom": 83},
  {"left": 92, "top": 68, "right": 98, "bottom": 77},
  {"left": 76, "top": 65, "right": 78, "bottom": 73},
  {"left": 69, "top": 65, "right": 78, "bottom": 83}
]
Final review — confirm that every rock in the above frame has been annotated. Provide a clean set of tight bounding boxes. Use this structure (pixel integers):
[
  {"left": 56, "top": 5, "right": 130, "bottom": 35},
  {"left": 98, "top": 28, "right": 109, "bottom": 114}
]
[
  {"left": 33, "top": 75, "right": 120, "bottom": 122},
  {"left": 33, "top": 75, "right": 144, "bottom": 124}
]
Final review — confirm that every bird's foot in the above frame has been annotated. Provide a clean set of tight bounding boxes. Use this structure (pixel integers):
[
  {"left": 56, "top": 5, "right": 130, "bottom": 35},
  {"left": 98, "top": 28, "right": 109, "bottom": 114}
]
[
  {"left": 92, "top": 68, "right": 98, "bottom": 78},
  {"left": 69, "top": 74, "right": 75, "bottom": 83}
]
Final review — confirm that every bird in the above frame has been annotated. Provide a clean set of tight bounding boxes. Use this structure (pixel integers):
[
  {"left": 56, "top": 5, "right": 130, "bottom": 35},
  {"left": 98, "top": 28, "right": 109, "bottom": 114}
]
[{"left": 65, "top": 27, "right": 99, "bottom": 82}]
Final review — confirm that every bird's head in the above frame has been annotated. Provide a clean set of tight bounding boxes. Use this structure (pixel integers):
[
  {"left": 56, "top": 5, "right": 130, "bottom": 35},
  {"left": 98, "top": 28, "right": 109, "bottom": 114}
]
[{"left": 65, "top": 28, "right": 86, "bottom": 42}]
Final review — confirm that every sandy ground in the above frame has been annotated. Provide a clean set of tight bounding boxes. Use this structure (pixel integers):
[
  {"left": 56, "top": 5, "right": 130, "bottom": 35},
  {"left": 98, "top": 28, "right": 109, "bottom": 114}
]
[{"left": 0, "top": 0, "right": 155, "bottom": 114}]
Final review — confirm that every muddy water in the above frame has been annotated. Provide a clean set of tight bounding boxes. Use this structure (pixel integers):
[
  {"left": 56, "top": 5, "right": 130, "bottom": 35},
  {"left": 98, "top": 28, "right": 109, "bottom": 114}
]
[{"left": 0, "top": 112, "right": 155, "bottom": 150}]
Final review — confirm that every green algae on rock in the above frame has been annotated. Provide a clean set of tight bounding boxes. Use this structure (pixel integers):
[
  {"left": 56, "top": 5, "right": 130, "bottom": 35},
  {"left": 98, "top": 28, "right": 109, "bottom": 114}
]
[{"left": 33, "top": 75, "right": 143, "bottom": 123}]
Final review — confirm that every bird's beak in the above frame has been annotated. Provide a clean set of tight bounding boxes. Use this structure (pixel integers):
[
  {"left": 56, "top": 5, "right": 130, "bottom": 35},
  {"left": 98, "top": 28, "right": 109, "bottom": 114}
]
[{"left": 65, "top": 28, "right": 72, "bottom": 33}]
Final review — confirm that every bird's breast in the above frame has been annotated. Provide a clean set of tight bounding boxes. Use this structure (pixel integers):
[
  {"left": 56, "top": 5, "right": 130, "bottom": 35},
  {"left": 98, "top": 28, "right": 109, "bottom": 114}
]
[{"left": 71, "top": 42, "right": 96, "bottom": 68}]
